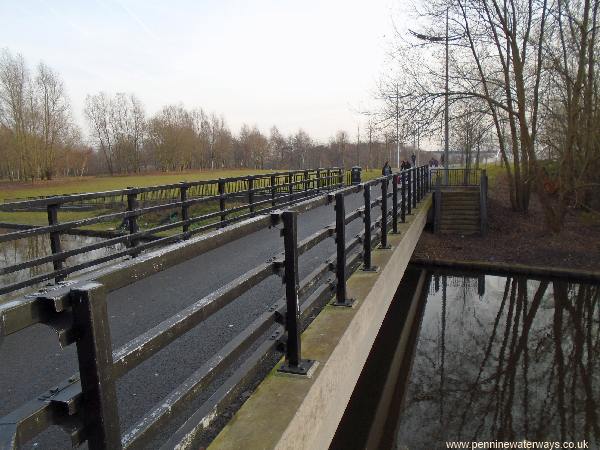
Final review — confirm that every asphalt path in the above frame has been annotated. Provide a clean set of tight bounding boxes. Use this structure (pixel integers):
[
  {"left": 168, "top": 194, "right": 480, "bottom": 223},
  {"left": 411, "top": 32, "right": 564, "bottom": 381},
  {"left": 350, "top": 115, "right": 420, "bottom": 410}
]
[{"left": 0, "top": 189, "right": 391, "bottom": 449}]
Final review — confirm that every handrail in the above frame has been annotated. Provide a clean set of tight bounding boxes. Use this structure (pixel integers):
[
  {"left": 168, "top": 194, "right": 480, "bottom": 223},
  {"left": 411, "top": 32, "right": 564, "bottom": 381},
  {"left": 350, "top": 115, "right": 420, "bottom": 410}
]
[
  {"left": 429, "top": 167, "right": 482, "bottom": 186},
  {"left": 0, "top": 168, "right": 345, "bottom": 297},
  {"left": 0, "top": 166, "right": 432, "bottom": 450},
  {"left": 0, "top": 168, "right": 344, "bottom": 209}
]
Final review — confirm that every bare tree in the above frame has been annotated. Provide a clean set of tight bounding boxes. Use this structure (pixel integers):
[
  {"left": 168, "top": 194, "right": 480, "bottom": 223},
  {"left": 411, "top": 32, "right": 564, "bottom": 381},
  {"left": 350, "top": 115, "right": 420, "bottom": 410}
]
[
  {"left": 0, "top": 49, "right": 34, "bottom": 180},
  {"left": 34, "top": 63, "right": 71, "bottom": 179},
  {"left": 84, "top": 92, "right": 115, "bottom": 174},
  {"left": 382, "top": 0, "right": 599, "bottom": 231}
]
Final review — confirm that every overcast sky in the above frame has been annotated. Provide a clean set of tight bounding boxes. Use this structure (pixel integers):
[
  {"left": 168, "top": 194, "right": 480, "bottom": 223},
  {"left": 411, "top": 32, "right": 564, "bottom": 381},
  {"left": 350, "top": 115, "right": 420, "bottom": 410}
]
[{"left": 1, "top": 0, "right": 406, "bottom": 142}]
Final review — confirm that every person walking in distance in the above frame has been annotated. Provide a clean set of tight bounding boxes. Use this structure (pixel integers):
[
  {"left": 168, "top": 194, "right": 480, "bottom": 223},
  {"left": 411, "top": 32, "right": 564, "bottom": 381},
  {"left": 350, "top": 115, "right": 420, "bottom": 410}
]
[{"left": 382, "top": 161, "right": 392, "bottom": 176}]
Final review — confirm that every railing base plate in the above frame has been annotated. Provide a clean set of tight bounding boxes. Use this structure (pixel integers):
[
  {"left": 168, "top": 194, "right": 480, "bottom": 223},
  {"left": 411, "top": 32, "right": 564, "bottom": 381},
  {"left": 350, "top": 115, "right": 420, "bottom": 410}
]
[
  {"left": 332, "top": 298, "right": 356, "bottom": 308},
  {"left": 277, "top": 359, "right": 317, "bottom": 377}
]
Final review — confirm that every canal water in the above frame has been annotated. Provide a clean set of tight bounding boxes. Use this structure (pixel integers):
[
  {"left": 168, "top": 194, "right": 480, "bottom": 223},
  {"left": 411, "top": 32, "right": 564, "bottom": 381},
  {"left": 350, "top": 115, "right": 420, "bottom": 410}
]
[
  {"left": 0, "top": 231, "right": 125, "bottom": 299},
  {"left": 333, "top": 268, "right": 600, "bottom": 450}
]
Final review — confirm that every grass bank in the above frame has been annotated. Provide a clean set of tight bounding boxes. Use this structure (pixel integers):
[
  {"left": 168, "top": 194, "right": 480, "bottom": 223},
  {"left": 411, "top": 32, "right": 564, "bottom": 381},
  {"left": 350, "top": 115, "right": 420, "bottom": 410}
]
[{"left": 0, "top": 169, "right": 276, "bottom": 202}]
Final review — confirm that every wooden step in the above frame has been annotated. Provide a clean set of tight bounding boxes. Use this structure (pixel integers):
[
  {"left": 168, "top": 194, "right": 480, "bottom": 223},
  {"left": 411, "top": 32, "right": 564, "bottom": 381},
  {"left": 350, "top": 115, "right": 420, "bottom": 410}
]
[
  {"left": 442, "top": 207, "right": 480, "bottom": 213},
  {"left": 443, "top": 191, "right": 479, "bottom": 195},
  {"left": 441, "top": 215, "right": 480, "bottom": 220},
  {"left": 440, "top": 219, "right": 480, "bottom": 225},
  {"left": 442, "top": 205, "right": 479, "bottom": 211},
  {"left": 440, "top": 226, "right": 480, "bottom": 231},
  {"left": 442, "top": 197, "right": 479, "bottom": 205},
  {"left": 441, "top": 205, "right": 480, "bottom": 211},
  {"left": 442, "top": 192, "right": 479, "bottom": 198},
  {"left": 442, "top": 212, "right": 479, "bottom": 217},
  {"left": 442, "top": 198, "right": 479, "bottom": 204},
  {"left": 441, "top": 221, "right": 480, "bottom": 226},
  {"left": 440, "top": 229, "right": 480, "bottom": 235},
  {"left": 440, "top": 223, "right": 480, "bottom": 229},
  {"left": 443, "top": 195, "right": 479, "bottom": 199}
]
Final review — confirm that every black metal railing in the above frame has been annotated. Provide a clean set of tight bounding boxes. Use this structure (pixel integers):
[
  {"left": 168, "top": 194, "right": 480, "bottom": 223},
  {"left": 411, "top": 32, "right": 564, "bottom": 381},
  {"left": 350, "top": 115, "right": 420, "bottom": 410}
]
[
  {"left": 0, "top": 166, "right": 431, "bottom": 450},
  {"left": 429, "top": 167, "right": 481, "bottom": 187},
  {"left": 0, "top": 169, "right": 346, "bottom": 297}
]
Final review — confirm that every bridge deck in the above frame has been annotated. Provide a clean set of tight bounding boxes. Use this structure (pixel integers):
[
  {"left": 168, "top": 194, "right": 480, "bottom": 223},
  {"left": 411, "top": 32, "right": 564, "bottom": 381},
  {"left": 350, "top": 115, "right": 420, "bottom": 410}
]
[{"left": 0, "top": 191, "right": 375, "bottom": 449}]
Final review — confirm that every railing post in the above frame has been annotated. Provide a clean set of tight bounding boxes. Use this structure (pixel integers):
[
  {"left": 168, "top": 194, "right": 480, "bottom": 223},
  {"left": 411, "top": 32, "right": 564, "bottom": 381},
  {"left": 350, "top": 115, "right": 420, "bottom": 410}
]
[
  {"left": 418, "top": 167, "right": 422, "bottom": 201},
  {"left": 426, "top": 166, "right": 430, "bottom": 192},
  {"left": 434, "top": 177, "right": 442, "bottom": 234},
  {"left": 415, "top": 167, "right": 420, "bottom": 201},
  {"left": 415, "top": 168, "right": 419, "bottom": 202},
  {"left": 180, "top": 182, "right": 189, "bottom": 235},
  {"left": 271, "top": 174, "right": 277, "bottom": 207},
  {"left": 361, "top": 184, "right": 378, "bottom": 272},
  {"left": 278, "top": 211, "right": 315, "bottom": 375},
  {"left": 407, "top": 170, "right": 412, "bottom": 215},
  {"left": 379, "top": 178, "right": 391, "bottom": 249},
  {"left": 126, "top": 188, "right": 139, "bottom": 254},
  {"left": 46, "top": 203, "right": 65, "bottom": 282},
  {"left": 410, "top": 167, "right": 417, "bottom": 208},
  {"left": 480, "top": 169, "right": 488, "bottom": 236},
  {"left": 218, "top": 179, "right": 226, "bottom": 226},
  {"left": 412, "top": 167, "right": 417, "bottom": 208},
  {"left": 248, "top": 176, "right": 255, "bottom": 214},
  {"left": 392, "top": 174, "right": 399, "bottom": 233},
  {"left": 401, "top": 172, "right": 406, "bottom": 222},
  {"left": 326, "top": 169, "right": 331, "bottom": 190},
  {"left": 71, "top": 283, "right": 122, "bottom": 450},
  {"left": 303, "top": 170, "right": 309, "bottom": 197},
  {"left": 339, "top": 168, "right": 344, "bottom": 186},
  {"left": 333, "top": 193, "right": 354, "bottom": 306},
  {"left": 316, "top": 169, "right": 321, "bottom": 191},
  {"left": 288, "top": 172, "right": 294, "bottom": 202}
]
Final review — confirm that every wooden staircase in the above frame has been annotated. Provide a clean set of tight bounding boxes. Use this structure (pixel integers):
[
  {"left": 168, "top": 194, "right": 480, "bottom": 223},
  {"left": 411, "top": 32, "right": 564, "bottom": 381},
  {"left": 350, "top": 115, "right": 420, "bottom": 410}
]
[{"left": 439, "top": 188, "right": 481, "bottom": 235}]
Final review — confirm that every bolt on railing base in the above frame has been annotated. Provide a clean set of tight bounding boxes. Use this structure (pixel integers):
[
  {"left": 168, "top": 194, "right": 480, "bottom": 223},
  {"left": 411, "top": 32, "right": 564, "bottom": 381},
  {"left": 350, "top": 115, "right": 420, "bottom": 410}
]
[
  {"left": 377, "top": 244, "right": 393, "bottom": 250},
  {"left": 277, "top": 359, "right": 317, "bottom": 376},
  {"left": 332, "top": 297, "right": 355, "bottom": 308},
  {"left": 360, "top": 265, "right": 379, "bottom": 273}
]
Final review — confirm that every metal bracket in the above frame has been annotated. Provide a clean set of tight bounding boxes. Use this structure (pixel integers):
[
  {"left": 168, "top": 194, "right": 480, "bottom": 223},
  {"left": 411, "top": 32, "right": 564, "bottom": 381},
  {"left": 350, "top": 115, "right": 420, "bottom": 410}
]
[
  {"left": 35, "top": 295, "right": 78, "bottom": 347},
  {"left": 332, "top": 298, "right": 355, "bottom": 307},
  {"left": 277, "top": 359, "right": 316, "bottom": 376},
  {"left": 1, "top": 375, "right": 84, "bottom": 449},
  {"left": 38, "top": 375, "right": 82, "bottom": 416}
]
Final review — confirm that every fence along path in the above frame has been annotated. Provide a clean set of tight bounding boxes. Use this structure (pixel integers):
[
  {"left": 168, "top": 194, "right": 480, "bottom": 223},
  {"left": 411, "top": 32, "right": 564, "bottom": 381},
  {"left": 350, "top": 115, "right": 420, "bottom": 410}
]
[
  {"left": 0, "top": 168, "right": 344, "bottom": 297},
  {"left": 0, "top": 166, "right": 431, "bottom": 449}
]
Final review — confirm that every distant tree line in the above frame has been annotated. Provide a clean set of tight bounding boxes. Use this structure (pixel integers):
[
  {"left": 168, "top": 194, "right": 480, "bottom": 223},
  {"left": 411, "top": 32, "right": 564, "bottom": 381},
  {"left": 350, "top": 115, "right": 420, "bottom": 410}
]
[{"left": 0, "top": 48, "right": 410, "bottom": 182}]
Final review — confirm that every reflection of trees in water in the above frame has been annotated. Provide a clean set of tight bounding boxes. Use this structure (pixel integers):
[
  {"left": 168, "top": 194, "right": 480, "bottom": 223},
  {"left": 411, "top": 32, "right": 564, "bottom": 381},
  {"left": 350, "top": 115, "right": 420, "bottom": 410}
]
[
  {"left": 0, "top": 235, "right": 52, "bottom": 286},
  {"left": 0, "top": 233, "right": 125, "bottom": 297},
  {"left": 397, "top": 275, "right": 600, "bottom": 448},
  {"left": 429, "top": 274, "right": 484, "bottom": 299}
]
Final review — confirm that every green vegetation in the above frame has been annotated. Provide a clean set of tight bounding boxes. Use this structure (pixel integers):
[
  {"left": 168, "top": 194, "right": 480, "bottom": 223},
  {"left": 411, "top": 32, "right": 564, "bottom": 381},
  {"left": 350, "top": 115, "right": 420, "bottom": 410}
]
[
  {"left": 481, "top": 163, "right": 504, "bottom": 187},
  {"left": 0, "top": 169, "right": 274, "bottom": 202},
  {"left": 361, "top": 169, "right": 381, "bottom": 182},
  {"left": 0, "top": 169, "right": 350, "bottom": 229}
]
